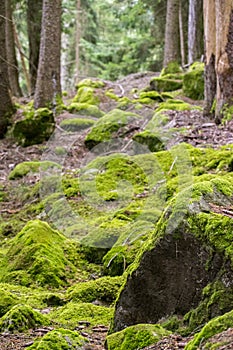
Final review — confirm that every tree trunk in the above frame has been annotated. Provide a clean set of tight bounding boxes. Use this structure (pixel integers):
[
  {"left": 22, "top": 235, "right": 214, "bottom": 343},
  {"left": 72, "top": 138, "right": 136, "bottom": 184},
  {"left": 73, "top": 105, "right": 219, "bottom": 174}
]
[
  {"left": 203, "top": 0, "right": 216, "bottom": 116},
  {"left": 5, "top": 0, "right": 22, "bottom": 97},
  {"left": 163, "top": 0, "right": 180, "bottom": 66},
  {"left": 34, "top": 0, "right": 62, "bottom": 109},
  {"left": 75, "top": 0, "right": 82, "bottom": 85},
  {"left": 179, "top": 0, "right": 185, "bottom": 67},
  {"left": 27, "top": 0, "right": 42, "bottom": 94},
  {"left": 188, "top": 0, "right": 203, "bottom": 64},
  {"left": 0, "top": 0, "right": 14, "bottom": 138},
  {"left": 215, "top": 1, "right": 233, "bottom": 122}
]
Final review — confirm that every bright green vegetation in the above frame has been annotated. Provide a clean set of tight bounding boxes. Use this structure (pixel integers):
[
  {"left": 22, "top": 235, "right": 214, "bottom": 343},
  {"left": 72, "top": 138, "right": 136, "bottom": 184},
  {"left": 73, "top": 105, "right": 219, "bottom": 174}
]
[
  {"left": 133, "top": 130, "right": 165, "bottom": 152},
  {"left": 0, "top": 304, "right": 49, "bottom": 333},
  {"left": 72, "top": 86, "right": 100, "bottom": 105},
  {"left": 28, "top": 328, "right": 86, "bottom": 349},
  {"left": 76, "top": 78, "right": 105, "bottom": 89},
  {"left": 183, "top": 62, "right": 204, "bottom": 100},
  {"left": 161, "top": 61, "right": 182, "bottom": 76},
  {"left": 150, "top": 76, "right": 183, "bottom": 92},
  {"left": 156, "top": 99, "right": 200, "bottom": 112},
  {"left": 60, "top": 117, "right": 96, "bottom": 132},
  {"left": 185, "top": 310, "right": 233, "bottom": 350},
  {"left": 106, "top": 323, "right": 171, "bottom": 350},
  {"left": 13, "top": 108, "right": 55, "bottom": 146},
  {"left": 49, "top": 302, "right": 114, "bottom": 327},
  {"left": 84, "top": 109, "right": 142, "bottom": 149},
  {"left": 9, "top": 161, "right": 61, "bottom": 180},
  {"left": 66, "top": 102, "right": 104, "bottom": 118}
]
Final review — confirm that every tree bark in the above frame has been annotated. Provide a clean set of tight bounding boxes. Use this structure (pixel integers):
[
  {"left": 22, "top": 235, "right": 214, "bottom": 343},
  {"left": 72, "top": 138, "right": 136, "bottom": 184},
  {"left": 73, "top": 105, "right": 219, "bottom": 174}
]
[
  {"left": 179, "top": 0, "right": 185, "bottom": 67},
  {"left": 27, "top": 0, "right": 42, "bottom": 94},
  {"left": 5, "top": 0, "right": 22, "bottom": 97},
  {"left": 0, "top": 0, "right": 14, "bottom": 138},
  {"left": 203, "top": 0, "right": 216, "bottom": 116},
  {"left": 34, "top": 0, "right": 62, "bottom": 109},
  {"left": 163, "top": 0, "right": 180, "bottom": 66},
  {"left": 188, "top": 0, "right": 203, "bottom": 64},
  {"left": 75, "top": 0, "right": 82, "bottom": 85}
]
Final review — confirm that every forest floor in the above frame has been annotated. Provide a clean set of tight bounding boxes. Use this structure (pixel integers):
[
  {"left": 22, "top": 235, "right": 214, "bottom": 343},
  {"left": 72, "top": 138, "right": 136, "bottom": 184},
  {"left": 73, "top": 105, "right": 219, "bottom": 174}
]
[{"left": 1, "top": 72, "right": 233, "bottom": 349}]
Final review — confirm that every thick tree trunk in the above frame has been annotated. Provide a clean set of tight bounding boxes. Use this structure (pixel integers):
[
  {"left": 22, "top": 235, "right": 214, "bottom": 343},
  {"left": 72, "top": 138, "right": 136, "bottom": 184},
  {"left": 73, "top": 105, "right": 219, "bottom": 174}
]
[
  {"left": 163, "top": 0, "right": 180, "bottom": 66},
  {"left": 0, "top": 0, "right": 14, "bottom": 138},
  {"left": 34, "top": 0, "right": 62, "bottom": 109},
  {"left": 5, "top": 0, "right": 22, "bottom": 97},
  {"left": 188, "top": 0, "right": 203, "bottom": 64},
  {"left": 27, "top": 0, "right": 42, "bottom": 94},
  {"left": 203, "top": 0, "right": 216, "bottom": 116},
  {"left": 215, "top": 1, "right": 233, "bottom": 122}
]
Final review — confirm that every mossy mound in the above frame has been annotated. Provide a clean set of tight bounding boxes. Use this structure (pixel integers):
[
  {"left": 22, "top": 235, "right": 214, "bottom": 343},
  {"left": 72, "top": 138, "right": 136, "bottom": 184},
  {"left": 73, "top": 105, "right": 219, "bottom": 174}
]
[
  {"left": 72, "top": 86, "right": 99, "bottom": 105},
  {"left": 156, "top": 99, "right": 196, "bottom": 112},
  {"left": 28, "top": 328, "right": 86, "bottom": 349},
  {"left": 9, "top": 161, "right": 61, "bottom": 180},
  {"left": 138, "top": 91, "right": 164, "bottom": 103},
  {"left": 105, "top": 323, "right": 170, "bottom": 350},
  {"left": 183, "top": 62, "right": 204, "bottom": 100},
  {"left": 76, "top": 78, "right": 105, "bottom": 89},
  {"left": 150, "top": 77, "right": 183, "bottom": 92},
  {"left": 0, "top": 304, "right": 49, "bottom": 333},
  {"left": 84, "top": 109, "right": 142, "bottom": 149},
  {"left": 185, "top": 310, "right": 233, "bottom": 350},
  {"left": 133, "top": 130, "right": 165, "bottom": 152},
  {"left": 49, "top": 302, "right": 114, "bottom": 327},
  {"left": 160, "top": 61, "right": 182, "bottom": 76},
  {"left": 67, "top": 276, "right": 124, "bottom": 304},
  {"left": 0, "top": 220, "right": 76, "bottom": 288},
  {"left": 60, "top": 118, "right": 95, "bottom": 132},
  {"left": 13, "top": 108, "right": 55, "bottom": 147},
  {"left": 0, "top": 288, "right": 20, "bottom": 317},
  {"left": 66, "top": 102, "right": 104, "bottom": 118}
]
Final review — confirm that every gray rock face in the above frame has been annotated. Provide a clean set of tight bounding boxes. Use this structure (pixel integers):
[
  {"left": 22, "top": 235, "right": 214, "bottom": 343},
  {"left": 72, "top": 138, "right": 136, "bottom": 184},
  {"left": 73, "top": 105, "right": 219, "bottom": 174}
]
[{"left": 113, "top": 232, "right": 227, "bottom": 332}]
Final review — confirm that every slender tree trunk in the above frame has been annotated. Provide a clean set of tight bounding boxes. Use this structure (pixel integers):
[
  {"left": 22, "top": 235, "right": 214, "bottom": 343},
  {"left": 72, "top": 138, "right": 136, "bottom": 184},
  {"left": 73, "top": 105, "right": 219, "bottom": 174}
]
[
  {"left": 75, "top": 0, "right": 81, "bottom": 85},
  {"left": 163, "top": 0, "right": 180, "bottom": 66},
  {"left": 188, "top": 0, "right": 203, "bottom": 64},
  {"left": 5, "top": 0, "right": 22, "bottom": 97},
  {"left": 179, "top": 0, "right": 185, "bottom": 67},
  {"left": 0, "top": 0, "right": 14, "bottom": 138},
  {"left": 27, "top": 0, "right": 42, "bottom": 94},
  {"left": 203, "top": 0, "right": 216, "bottom": 117},
  {"left": 34, "top": 0, "right": 62, "bottom": 109},
  {"left": 215, "top": 1, "right": 233, "bottom": 122}
]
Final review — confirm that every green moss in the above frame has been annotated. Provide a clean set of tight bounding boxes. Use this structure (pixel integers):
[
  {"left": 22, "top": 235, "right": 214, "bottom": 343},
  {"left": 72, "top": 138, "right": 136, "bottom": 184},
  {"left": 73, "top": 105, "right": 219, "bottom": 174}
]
[
  {"left": 76, "top": 78, "right": 105, "bottom": 89},
  {"left": 150, "top": 77, "right": 183, "bottom": 92},
  {"left": 183, "top": 64, "right": 204, "bottom": 100},
  {"left": 50, "top": 302, "right": 114, "bottom": 327},
  {"left": 60, "top": 118, "right": 95, "bottom": 132},
  {"left": 160, "top": 61, "right": 182, "bottom": 76},
  {"left": 72, "top": 86, "right": 99, "bottom": 105},
  {"left": 0, "top": 304, "right": 49, "bottom": 333},
  {"left": 67, "top": 276, "right": 124, "bottom": 303},
  {"left": 67, "top": 102, "right": 104, "bottom": 118},
  {"left": 28, "top": 328, "right": 86, "bottom": 349},
  {"left": 106, "top": 323, "right": 170, "bottom": 350},
  {"left": 0, "top": 288, "right": 20, "bottom": 317},
  {"left": 185, "top": 310, "right": 233, "bottom": 350},
  {"left": 85, "top": 109, "right": 142, "bottom": 149},
  {"left": 139, "top": 91, "right": 164, "bottom": 102},
  {"left": 156, "top": 99, "right": 195, "bottom": 112},
  {"left": 9, "top": 161, "right": 61, "bottom": 180},
  {"left": 13, "top": 108, "right": 55, "bottom": 147},
  {"left": 0, "top": 220, "right": 76, "bottom": 288},
  {"left": 105, "top": 91, "right": 120, "bottom": 101},
  {"left": 133, "top": 130, "right": 165, "bottom": 152}
]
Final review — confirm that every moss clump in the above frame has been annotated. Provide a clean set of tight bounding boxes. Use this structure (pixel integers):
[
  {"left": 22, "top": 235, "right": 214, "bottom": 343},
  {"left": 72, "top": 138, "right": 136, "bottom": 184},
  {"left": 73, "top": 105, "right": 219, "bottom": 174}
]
[
  {"left": 67, "top": 102, "right": 104, "bottom": 118},
  {"left": 60, "top": 118, "right": 95, "bottom": 132},
  {"left": 9, "top": 161, "right": 61, "bottom": 180},
  {"left": 183, "top": 63, "right": 204, "bottom": 100},
  {"left": 84, "top": 109, "right": 142, "bottom": 149},
  {"left": 76, "top": 78, "right": 105, "bottom": 89},
  {"left": 139, "top": 91, "right": 164, "bottom": 103},
  {"left": 72, "top": 86, "right": 99, "bottom": 105},
  {"left": 67, "top": 276, "right": 124, "bottom": 304},
  {"left": 185, "top": 310, "right": 233, "bottom": 350},
  {"left": 106, "top": 324, "right": 170, "bottom": 350},
  {"left": 156, "top": 99, "right": 195, "bottom": 112},
  {"left": 133, "top": 130, "right": 165, "bottom": 152},
  {"left": 0, "top": 304, "right": 49, "bottom": 333},
  {"left": 50, "top": 302, "right": 114, "bottom": 327},
  {"left": 0, "top": 288, "right": 20, "bottom": 317},
  {"left": 161, "top": 61, "right": 182, "bottom": 76},
  {"left": 150, "top": 77, "right": 183, "bottom": 92},
  {"left": 0, "top": 220, "right": 76, "bottom": 288},
  {"left": 105, "top": 91, "right": 120, "bottom": 101},
  {"left": 13, "top": 108, "right": 55, "bottom": 147}
]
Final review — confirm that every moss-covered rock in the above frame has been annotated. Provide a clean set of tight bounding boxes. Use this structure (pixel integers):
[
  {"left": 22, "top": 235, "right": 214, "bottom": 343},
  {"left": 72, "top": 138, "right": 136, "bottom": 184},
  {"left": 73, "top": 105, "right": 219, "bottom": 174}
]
[
  {"left": 0, "top": 288, "right": 20, "bottom": 317},
  {"left": 138, "top": 91, "right": 164, "bottom": 103},
  {"left": 76, "top": 78, "right": 105, "bottom": 89},
  {"left": 0, "top": 220, "right": 76, "bottom": 288},
  {"left": 72, "top": 86, "right": 100, "bottom": 105},
  {"left": 49, "top": 302, "right": 114, "bottom": 327},
  {"left": 9, "top": 161, "right": 61, "bottom": 180},
  {"left": 156, "top": 99, "right": 197, "bottom": 112},
  {"left": 60, "top": 118, "right": 95, "bottom": 132},
  {"left": 28, "top": 328, "right": 86, "bottom": 349},
  {"left": 150, "top": 77, "right": 183, "bottom": 92},
  {"left": 183, "top": 62, "right": 204, "bottom": 100},
  {"left": 84, "top": 109, "right": 142, "bottom": 149},
  {"left": 0, "top": 304, "right": 49, "bottom": 333},
  {"left": 185, "top": 310, "right": 233, "bottom": 350},
  {"left": 133, "top": 130, "right": 165, "bottom": 152},
  {"left": 13, "top": 108, "right": 55, "bottom": 146},
  {"left": 67, "top": 102, "right": 104, "bottom": 118},
  {"left": 160, "top": 61, "right": 182, "bottom": 76},
  {"left": 67, "top": 276, "right": 124, "bottom": 304},
  {"left": 105, "top": 323, "right": 170, "bottom": 350}
]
